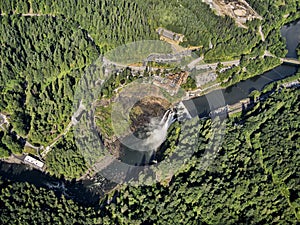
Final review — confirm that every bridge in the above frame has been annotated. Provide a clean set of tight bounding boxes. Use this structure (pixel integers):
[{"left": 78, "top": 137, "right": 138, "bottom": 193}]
[{"left": 281, "top": 58, "right": 300, "bottom": 65}]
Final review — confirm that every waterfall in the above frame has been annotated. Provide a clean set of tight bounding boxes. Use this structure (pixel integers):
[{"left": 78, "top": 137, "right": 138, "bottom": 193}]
[
  {"left": 163, "top": 111, "right": 175, "bottom": 129},
  {"left": 159, "top": 109, "right": 170, "bottom": 125},
  {"left": 144, "top": 109, "right": 175, "bottom": 150},
  {"left": 120, "top": 109, "right": 176, "bottom": 165},
  {"left": 159, "top": 109, "right": 175, "bottom": 127},
  {"left": 121, "top": 109, "right": 176, "bottom": 152}
]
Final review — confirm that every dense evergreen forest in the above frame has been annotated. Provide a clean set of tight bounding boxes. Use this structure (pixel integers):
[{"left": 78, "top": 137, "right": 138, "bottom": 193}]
[{"left": 0, "top": 0, "right": 300, "bottom": 224}]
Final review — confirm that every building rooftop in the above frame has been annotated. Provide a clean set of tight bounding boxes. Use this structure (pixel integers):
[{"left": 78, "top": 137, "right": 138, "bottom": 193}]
[
  {"left": 157, "top": 27, "right": 185, "bottom": 43},
  {"left": 24, "top": 155, "right": 44, "bottom": 168}
]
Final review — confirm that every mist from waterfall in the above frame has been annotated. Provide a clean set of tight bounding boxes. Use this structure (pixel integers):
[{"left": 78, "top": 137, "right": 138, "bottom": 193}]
[
  {"left": 120, "top": 109, "right": 176, "bottom": 165},
  {"left": 144, "top": 110, "right": 175, "bottom": 150}
]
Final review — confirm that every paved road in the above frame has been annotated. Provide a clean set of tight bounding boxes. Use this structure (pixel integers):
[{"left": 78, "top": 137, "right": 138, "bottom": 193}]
[
  {"left": 193, "top": 59, "right": 240, "bottom": 71},
  {"left": 264, "top": 50, "right": 300, "bottom": 65},
  {"left": 0, "top": 13, "right": 55, "bottom": 17},
  {"left": 281, "top": 58, "right": 300, "bottom": 65},
  {"left": 258, "top": 25, "right": 265, "bottom": 41},
  {"left": 41, "top": 100, "right": 86, "bottom": 158}
]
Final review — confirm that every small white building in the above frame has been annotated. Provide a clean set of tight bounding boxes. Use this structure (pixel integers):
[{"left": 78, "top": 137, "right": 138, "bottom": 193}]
[{"left": 24, "top": 155, "right": 44, "bottom": 169}]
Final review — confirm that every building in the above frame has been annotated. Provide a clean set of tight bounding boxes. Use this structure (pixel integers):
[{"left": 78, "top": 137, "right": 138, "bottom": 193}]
[
  {"left": 24, "top": 155, "right": 45, "bottom": 169},
  {"left": 157, "top": 28, "right": 185, "bottom": 43},
  {"left": 153, "top": 71, "right": 189, "bottom": 96}
]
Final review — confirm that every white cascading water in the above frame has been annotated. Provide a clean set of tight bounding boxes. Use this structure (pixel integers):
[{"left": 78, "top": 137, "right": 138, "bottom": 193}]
[
  {"left": 144, "top": 110, "right": 175, "bottom": 150},
  {"left": 159, "top": 109, "right": 170, "bottom": 125},
  {"left": 121, "top": 109, "right": 176, "bottom": 155}
]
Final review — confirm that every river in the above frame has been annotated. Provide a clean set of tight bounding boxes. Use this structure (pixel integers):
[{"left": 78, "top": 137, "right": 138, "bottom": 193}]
[
  {"left": 183, "top": 20, "right": 300, "bottom": 117},
  {"left": 0, "top": 161, "right": 115, "bottom": 205},
  {"left": 0, "top": 20, "right": 299, "bottom": 205}
]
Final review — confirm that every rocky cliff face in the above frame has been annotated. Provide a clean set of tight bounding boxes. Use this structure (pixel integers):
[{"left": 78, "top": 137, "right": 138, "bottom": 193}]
[{"left": 129, "top": 97, "right": 171, "bottom": 136}]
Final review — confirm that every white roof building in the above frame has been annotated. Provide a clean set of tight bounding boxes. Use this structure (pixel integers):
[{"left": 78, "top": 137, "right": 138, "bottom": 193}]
[{"left": 24, "top": 155, "right": 44, "bottom": 168}]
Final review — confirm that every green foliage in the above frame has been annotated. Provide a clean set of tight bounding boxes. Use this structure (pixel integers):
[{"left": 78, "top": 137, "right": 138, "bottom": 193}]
[
  {"left": 1, "top": 133, "right": 24, "bottom": 154},
  {"left": 45, "top": 132, "right": 87, "bottom": 179},
  {"left": 2, "top": 0, "right": 296, "bottom": 62},
  {"left": 95, "top": 104, "right": 114, "bottom": 139},
  {"left": 0, "top": 179, "right": 103, "bottom": 225},
  {"left": 0, "top": 131, "right": 10, "bottom": 157},
  {"left": 0, "top": 15, "right": 98, "bottom": 146},
  {"left": 182, "top": 76, "right": 197, "bottom": 91},
  {"left": 247, "top": 0, "right": 300, "bottom": 56},
  {"left": 1, "top": 0, "right": 156, "bottom": 52}
]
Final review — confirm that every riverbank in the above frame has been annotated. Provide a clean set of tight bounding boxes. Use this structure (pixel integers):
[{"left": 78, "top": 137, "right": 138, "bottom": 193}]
[{"left": 0, "top": 154, "right": 23, "bottom": 164}]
